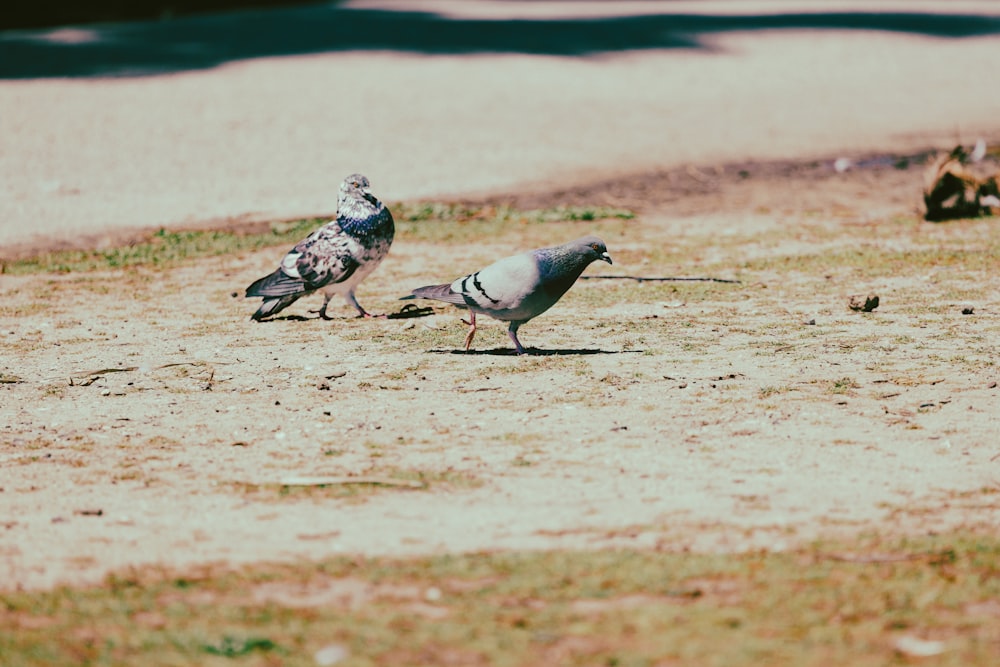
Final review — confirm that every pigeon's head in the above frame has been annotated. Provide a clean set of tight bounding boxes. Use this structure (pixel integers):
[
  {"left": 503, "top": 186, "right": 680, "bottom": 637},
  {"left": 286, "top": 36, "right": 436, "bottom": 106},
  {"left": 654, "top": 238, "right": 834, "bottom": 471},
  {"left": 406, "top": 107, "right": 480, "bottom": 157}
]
[
  {"left": 575, "top": 236, "right": 613, "bottom": 265},
  {"left": 340, "top": 173, "right": 381, "bottom": 208},
  {"left": 341, "top": 173, "right": 372, "bottom": 196}
]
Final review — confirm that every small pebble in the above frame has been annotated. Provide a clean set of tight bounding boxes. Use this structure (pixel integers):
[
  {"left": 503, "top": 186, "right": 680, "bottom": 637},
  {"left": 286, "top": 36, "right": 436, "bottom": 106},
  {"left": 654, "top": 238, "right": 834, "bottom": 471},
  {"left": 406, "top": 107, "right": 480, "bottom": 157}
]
[
  {"left": 314, "top": 644, "right": 349, "bottom": 666},
  {"left": 895, "top": 635, "right": 945, "bottom": 658}
]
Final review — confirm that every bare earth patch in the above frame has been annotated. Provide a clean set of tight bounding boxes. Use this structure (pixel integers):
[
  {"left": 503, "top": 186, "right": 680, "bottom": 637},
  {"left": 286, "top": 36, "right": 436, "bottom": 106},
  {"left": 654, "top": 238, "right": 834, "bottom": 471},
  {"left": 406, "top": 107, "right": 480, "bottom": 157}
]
[{"left": 1, "top": 154, "right": 998, "bottom": 592}]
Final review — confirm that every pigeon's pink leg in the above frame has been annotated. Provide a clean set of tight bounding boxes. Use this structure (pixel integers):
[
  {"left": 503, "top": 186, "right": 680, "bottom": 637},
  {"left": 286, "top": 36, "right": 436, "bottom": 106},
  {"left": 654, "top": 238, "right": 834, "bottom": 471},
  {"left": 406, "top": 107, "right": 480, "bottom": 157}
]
[
  {"left": 344, "top": 290, "right": 384, "bottom": 318},
  {"left": 462, "top": 310, "right": 477, "bottom": 351}
]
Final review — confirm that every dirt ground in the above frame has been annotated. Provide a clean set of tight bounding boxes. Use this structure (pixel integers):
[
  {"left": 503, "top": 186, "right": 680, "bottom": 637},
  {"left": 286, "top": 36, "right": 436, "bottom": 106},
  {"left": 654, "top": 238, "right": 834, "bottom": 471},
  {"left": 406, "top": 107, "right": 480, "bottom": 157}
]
[
  {"left": 2, "top": 151, "right": 998, "bottom": 592},
  {"left": 3, "top": 0, "right": 1000, "bottom": 594}
]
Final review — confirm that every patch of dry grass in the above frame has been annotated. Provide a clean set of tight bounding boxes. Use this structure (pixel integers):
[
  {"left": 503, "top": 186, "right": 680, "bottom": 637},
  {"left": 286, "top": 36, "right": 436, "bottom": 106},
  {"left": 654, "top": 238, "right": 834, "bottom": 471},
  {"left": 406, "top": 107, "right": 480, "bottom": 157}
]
[
  {"left": 0, "top": 205, "right": 634, "bottom": 276},
  {"left": 3, "top": 532, "right": 999, "bottom": 666}
]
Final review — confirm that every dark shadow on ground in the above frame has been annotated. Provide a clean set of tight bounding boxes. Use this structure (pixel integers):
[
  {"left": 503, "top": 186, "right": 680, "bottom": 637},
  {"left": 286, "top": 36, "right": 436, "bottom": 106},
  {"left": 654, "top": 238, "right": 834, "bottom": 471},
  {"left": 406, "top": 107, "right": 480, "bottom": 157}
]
[
  {"left": 387, "top": 305, "right": 437, "bottom": 320},
  {"left": 2, "top": 0, "right": 320, "bottom": 31},
  {"left": 250, "top": 314, "right": 312, "bottom": 321},
  {"left": 2, "top": 4, "right": 998, "bottom": 79},
  {"left": 431, "top": 347, "right": 639, "bottom": 356},
  {"left": 250, "top": 305, "right": 436, "bottom": 321}
]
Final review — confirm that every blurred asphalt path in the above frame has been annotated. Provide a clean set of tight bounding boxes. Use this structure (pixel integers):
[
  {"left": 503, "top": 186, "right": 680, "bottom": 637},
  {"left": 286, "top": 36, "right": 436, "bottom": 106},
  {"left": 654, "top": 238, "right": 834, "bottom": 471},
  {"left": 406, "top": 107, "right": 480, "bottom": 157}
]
[{"left": 2, "top": 0, "right": 999, "bottom": 251}]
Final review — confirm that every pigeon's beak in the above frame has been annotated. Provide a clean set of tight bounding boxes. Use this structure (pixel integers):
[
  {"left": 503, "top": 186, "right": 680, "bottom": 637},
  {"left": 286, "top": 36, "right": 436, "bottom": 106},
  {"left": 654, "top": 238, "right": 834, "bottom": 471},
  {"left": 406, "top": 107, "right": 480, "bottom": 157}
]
[{"left": 600, "top": 252, "right": 613, "bottom": 265}]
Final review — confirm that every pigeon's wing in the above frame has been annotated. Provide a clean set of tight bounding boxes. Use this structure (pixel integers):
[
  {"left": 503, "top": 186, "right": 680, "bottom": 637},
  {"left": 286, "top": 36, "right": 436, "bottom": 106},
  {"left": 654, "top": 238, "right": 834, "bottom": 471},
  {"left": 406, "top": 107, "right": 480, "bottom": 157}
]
[
  {"left": 451, "top": 253, "right": 542, "bottom": 311},
  {"left": 406, "top": 252, "right": 544, "bottom": 314},
  {"left": 245, "top": 267, "right": 308, "bottom": 298},
  {"left": 280, "top": 224, "right": 363, "bottom": 290},
  {"left": 246, "top": 223, "right": 358, "bottom": 298}
]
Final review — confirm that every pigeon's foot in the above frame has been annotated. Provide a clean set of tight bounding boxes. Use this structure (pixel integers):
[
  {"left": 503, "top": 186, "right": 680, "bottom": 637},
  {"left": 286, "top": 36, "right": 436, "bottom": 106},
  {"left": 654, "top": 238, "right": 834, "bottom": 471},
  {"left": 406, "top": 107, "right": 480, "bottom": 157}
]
[
  {"left": 508, "top": 328, "right": 526, "bottom": 356},
  {"left": 357, "top": 312, "right": 387, "bottom": 319},
  {"left": 463, "top": 311, "right": 477, "bottom": 352},
  {"left": 308, "top": 308, "right": 336, "bottom": 321},
  {"left": 344, "top": 292, "right": 373, "bottom": 319}
]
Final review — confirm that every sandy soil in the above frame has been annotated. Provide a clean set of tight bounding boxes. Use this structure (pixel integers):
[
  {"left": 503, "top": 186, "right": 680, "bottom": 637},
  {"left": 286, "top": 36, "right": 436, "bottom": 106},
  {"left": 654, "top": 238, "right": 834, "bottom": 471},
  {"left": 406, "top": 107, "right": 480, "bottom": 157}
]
[
  {"left": 2, "top": 153, "right": 999, "bottom": 592},
  {"left": 1, "top": 2, "right": 1000, "bottom": 591}
]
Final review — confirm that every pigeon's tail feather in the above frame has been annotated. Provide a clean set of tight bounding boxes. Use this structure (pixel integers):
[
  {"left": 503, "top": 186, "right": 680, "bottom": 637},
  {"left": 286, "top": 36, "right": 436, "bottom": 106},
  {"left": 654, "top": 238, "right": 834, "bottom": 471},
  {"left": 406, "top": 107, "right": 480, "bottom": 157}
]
[
  {"left": 246, "top": 269, "right": 308, "bottom": 298},
  {"left": 407, "top": 283, "right": 466, "bottom": 306},
  {"left": 251, "top": 294, "right": 302, "bottom": 321}
]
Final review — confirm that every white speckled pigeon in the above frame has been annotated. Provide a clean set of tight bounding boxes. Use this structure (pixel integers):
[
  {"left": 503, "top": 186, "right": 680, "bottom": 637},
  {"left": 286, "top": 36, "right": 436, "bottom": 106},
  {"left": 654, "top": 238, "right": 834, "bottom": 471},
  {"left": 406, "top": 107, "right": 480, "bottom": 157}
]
[
  {"left": 402, "top": 236, "right": 612, "bottom": 354},
  {"left": 246, "top": 173, "right": 394, "bottom": 321}
]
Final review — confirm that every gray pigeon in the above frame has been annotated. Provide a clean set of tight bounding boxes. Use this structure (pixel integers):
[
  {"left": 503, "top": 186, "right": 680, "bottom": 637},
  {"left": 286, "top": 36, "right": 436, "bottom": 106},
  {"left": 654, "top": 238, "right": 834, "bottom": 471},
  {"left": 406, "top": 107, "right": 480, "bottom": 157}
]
[
  {"left": 246, "top": 173, "right": 394, "bottom": 320},
  {"left": 402, "top": 236, "right": 612, "bottom": 354}
]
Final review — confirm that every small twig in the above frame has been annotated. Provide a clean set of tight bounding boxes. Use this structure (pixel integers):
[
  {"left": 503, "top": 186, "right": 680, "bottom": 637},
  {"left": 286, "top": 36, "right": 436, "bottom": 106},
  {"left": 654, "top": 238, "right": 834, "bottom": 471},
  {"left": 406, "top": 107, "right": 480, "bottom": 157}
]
[
  {"left": 72, "top": 367, "right": 138, "bottom": 378},
  {"left": 581, "top": 275, "right": 741, "bottom": 284},
  {"left": 278, "top": 476, "right": 426, "bottom": 489},
  {"left": 297, "top": 531, "right": 342, "bottom": 541},
  {"left": 155, "top": 361, "right": 233, "bottom": 369},
  {"left": 823, "top": 552, "right": 945, "bottom": 564},
  {"left": 152, "top": 361, "right": 227, "bottom": 390},
  {"left": 69, "top": 367, "right": 138, "bottom": 386},
  {"left": 73, "top": 508, "right": 104, "bottom": 517}
]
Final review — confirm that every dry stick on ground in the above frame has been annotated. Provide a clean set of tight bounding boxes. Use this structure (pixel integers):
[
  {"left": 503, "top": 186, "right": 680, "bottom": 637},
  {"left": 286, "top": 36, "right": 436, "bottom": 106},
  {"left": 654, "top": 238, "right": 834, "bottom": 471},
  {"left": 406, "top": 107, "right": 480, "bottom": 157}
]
[
  {"left": 156, "top": 361, "right": 234, "bottom": 369},
  {"left": 278, "top": 476, "right": 427, "bottom": 489},
  {"left": 822, "top": 551, "right": 953, "bottom": 564},
  {"left": 581, "top": 275, "right": 741, "bottom": 284},
  {"left": 68, "top": 367, "right": 138, "bottom": 386},
  {"left": 62, "top": 361, "right": 228, "bottom": 388},
  {"left": 157, "top": 361, "right": 224, "bottom": 391}
]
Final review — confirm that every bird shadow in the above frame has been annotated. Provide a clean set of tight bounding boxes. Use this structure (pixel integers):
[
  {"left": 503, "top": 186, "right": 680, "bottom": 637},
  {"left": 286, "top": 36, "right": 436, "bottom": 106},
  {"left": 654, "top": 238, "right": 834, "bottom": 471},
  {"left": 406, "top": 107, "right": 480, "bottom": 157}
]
[
  {"left": 429, "top": 347, "right": 640, "bottom": 357},
  {"left": 252, "top": 313, "right": 353, "bottom": 322},
  {"left": 386, "top": 304, "right": 436, "bottom": 320},
  {"left": 250, "top": 304, "right": 434, "bottom": 322},
  {"left": 252, "top": 314, "right": 312, "bottom": 322}
]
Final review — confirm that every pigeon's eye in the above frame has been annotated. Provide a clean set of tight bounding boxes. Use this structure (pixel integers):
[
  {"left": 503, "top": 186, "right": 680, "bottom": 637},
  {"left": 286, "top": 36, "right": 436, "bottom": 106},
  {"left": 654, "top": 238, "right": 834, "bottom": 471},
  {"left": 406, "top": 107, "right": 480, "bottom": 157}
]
[{"left": 591, "top": 243, "right": 600, "bottom": 251}]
